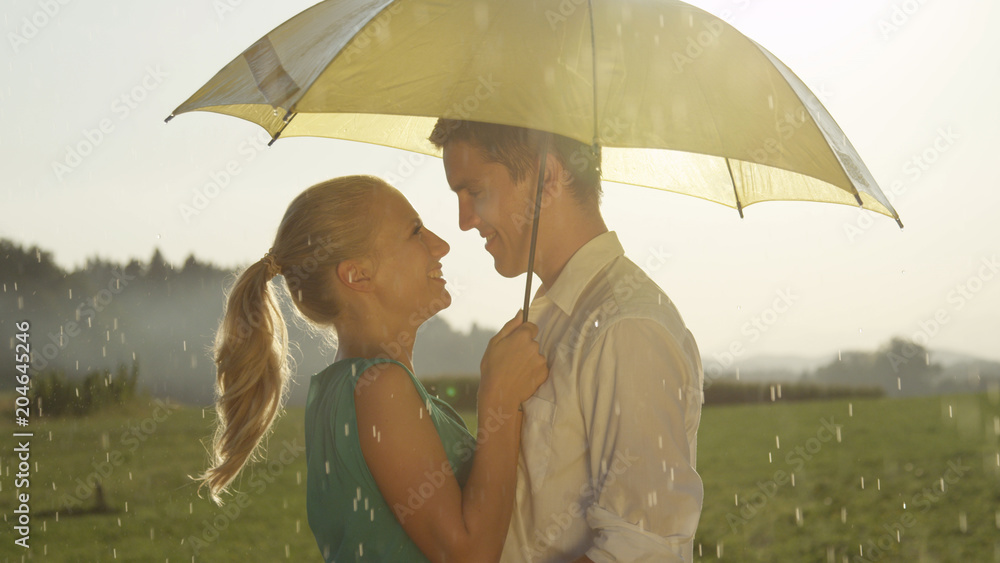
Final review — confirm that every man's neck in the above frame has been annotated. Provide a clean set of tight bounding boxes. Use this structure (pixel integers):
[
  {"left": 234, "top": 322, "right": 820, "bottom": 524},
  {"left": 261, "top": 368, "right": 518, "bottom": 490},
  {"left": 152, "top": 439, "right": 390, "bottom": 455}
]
[{"left": 534, "top": 214, "right": 608, "bottom": 289}]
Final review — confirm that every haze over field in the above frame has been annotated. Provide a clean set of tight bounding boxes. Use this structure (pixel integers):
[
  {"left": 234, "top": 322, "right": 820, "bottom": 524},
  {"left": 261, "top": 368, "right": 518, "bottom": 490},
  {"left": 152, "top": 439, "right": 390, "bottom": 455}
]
[{"left": 2, "top": 0, "right": 998, "bottom": 371}]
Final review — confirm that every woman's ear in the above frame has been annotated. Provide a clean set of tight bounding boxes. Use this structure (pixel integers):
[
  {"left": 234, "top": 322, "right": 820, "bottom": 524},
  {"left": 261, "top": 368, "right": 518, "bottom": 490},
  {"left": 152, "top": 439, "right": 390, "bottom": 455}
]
[{"left": 337, "top": 259, "right": 374, "bottom": 292}]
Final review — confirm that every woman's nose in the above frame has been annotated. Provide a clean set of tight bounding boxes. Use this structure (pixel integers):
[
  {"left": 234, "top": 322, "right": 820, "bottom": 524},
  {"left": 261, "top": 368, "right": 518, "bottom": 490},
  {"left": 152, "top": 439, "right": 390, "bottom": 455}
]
[{"left": 427, "top": 229, "right": 450, "bottom": 258}]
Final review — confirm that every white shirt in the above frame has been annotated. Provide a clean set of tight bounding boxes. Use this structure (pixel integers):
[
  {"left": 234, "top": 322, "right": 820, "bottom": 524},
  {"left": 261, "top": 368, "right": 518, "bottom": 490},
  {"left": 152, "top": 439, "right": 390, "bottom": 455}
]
[{"left": 501, "top": 232, "right": 704, "bottom": 563}]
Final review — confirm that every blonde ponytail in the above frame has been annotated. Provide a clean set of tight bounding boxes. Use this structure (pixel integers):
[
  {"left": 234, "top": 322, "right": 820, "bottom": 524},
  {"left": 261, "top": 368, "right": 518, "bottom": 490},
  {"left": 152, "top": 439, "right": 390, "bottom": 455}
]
[
  {"left": 194, "top": 175, "right": 390, "bottom": 504},
  {"left": 197, "top": 257, "right": 289, "bottom": 504}
]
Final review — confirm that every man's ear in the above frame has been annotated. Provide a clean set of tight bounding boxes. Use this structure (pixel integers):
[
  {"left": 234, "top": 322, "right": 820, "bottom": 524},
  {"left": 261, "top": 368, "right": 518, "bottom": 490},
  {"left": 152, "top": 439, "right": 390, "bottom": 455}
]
[
  {"left": 337, "top": 258, "right": 375, "bottom": 292},
  {"left": 542, "top": 151, "right": 571, "bottom": 200}
]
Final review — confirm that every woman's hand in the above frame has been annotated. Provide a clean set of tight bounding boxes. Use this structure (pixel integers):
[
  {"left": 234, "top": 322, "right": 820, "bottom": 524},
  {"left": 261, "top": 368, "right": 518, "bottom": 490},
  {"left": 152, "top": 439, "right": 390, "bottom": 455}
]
[{"left": 479, "top": 311, "right": 549, "bottom": 411}]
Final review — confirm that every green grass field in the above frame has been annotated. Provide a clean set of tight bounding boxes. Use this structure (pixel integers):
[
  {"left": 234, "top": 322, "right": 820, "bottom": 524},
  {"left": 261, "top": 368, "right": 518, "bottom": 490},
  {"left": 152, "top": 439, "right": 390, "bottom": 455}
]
[{"left": 1, "top": 392, "right": 997, "bottom": 562}]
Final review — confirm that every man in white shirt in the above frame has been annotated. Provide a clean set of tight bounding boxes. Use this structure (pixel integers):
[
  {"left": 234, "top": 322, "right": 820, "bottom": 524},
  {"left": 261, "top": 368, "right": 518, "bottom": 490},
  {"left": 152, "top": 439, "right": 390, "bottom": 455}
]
[{"left": 430, "top": 121, "right": 703, "bottom": 562}]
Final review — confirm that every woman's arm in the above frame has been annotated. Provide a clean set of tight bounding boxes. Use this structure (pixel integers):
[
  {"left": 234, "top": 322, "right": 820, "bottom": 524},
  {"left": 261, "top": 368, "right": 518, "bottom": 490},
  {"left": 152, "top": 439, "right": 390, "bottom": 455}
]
[{"left": 355, "top": 318, "right": 546, "bottom": 562}]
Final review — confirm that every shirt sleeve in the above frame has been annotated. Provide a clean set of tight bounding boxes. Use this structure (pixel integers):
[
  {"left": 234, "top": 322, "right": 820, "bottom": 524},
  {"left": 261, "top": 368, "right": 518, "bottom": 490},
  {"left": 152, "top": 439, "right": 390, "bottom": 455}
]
[{"left": 578, "top": 317, "right": 703, "bottom": 563}]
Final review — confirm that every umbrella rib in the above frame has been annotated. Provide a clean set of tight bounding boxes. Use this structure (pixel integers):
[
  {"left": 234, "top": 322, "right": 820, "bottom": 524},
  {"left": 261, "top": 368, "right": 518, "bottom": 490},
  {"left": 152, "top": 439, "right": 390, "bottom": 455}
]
[
  {"left": 587, "top": 0, "right": 599, "bottom": 146},
  {"left": 268, "top": 112, "right": 295, "bottom": 146},
  {"left": 724, "top": 158, "right": 744, "bottom": 219}
]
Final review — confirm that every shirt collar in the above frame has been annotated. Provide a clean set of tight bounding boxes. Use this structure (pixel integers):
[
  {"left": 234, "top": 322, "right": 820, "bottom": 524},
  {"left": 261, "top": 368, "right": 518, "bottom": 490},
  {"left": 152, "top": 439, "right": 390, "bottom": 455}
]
[{"left": 541, "top": 231, "right": 624, "bottom": 315}]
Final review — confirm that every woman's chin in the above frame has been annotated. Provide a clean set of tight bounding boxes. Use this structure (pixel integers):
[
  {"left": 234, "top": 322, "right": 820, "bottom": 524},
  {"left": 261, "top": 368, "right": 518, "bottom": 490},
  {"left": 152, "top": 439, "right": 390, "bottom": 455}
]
[
  {"left": 411, "top": 290, "right": 452, "bottom": 325},
  {"left": 429, "top": 290, "right": 453, "bottom": 316}
]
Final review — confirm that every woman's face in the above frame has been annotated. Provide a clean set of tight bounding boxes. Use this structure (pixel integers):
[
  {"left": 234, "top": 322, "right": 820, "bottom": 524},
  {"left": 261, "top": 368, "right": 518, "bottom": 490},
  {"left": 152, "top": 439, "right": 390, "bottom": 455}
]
[{"left": 368, "top": 187, "right": 452, "bottom": 325}]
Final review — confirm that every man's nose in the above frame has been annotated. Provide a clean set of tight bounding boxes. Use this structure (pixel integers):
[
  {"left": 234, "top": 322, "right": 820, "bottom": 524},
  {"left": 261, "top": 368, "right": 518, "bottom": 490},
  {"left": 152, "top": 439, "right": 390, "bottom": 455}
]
[{"left": 457, "top": 196, "right": 479, "bottom": 232}]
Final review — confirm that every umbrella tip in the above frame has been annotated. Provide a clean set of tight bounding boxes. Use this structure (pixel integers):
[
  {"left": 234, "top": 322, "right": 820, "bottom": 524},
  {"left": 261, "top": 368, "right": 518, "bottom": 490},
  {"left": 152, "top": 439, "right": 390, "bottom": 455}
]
[
  {"left": 895, "top": 217, "right": 904, "bottom": 229},
  {"left": 164, "top": 114, "right": 174, "bottom": 124}
]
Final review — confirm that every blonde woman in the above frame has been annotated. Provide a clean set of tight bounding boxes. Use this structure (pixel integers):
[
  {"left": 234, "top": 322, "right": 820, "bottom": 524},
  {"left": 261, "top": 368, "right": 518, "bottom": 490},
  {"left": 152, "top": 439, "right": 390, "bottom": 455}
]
[{"left": 196, "top": 176, "right": 548, "bottom": 562}]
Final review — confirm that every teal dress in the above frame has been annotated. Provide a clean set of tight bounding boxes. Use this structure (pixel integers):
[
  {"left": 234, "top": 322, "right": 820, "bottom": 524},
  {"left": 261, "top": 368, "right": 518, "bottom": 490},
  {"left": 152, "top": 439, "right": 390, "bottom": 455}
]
[{"left": 305, "top": 358, "right": 476, "bottom": 562}]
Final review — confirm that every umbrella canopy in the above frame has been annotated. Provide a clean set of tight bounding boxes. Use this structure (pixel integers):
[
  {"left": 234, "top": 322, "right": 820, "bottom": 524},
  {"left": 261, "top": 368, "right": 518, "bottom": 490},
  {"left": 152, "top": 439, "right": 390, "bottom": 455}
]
[{"left": 168, "top": 0, "right": 902, "bottom": 225}]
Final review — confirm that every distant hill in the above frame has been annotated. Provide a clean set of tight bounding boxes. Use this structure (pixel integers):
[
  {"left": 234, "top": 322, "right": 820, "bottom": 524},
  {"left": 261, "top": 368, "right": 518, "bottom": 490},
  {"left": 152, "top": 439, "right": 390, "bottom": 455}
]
[
  {"left": 0, "top": 238, "right": 491, "bottom": 407},
  {"left": 711, "top": 354, "right": 834, "bottom": 382},
  {"left": 3, "top": 238, "right": 997, "bottom": 405}
]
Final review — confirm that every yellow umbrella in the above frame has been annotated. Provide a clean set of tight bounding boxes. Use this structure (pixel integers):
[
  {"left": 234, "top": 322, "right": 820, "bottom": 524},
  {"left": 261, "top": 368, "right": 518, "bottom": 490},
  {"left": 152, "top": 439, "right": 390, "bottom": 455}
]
[
  {"left": 168, "top": 0, "right": 901, "bottom": 224},
  {"left": 167, "top": 0, "right": 903, "bottom": 313}
]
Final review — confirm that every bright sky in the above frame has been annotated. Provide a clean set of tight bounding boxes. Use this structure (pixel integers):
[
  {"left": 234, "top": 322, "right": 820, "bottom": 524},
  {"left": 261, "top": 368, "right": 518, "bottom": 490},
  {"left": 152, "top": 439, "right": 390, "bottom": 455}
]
[{"left": 2, "top": 0, "right": 998, "bottom": 367}]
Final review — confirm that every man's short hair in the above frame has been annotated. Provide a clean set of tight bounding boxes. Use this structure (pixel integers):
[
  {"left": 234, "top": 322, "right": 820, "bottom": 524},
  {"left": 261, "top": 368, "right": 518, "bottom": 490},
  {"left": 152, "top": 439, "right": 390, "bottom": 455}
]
[{"left": 428, "top": 119, "right": 602, "bottom": 206}]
